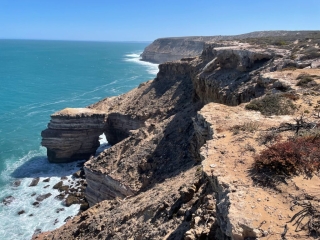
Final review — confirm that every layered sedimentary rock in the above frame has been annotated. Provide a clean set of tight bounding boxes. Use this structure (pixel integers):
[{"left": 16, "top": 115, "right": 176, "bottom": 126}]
[
  {"left": 140, "top": 31, "right": 320, "bottom": 63},
  {"left": 36, "top": 33, "right": 320, "bottom": 239},
  {"left": 84, "top": 165, "right": 134, "bottom": 205},
  {"left": 140, "top": 38, "right": 206, "bottom": 63},
  {"left": 84, "top": 58, "right": 201, "bottom": 205},
  {"left": 81, "top": 44, "right": 294, "bottom": 207},
  {"left": 41, "top": 108, "right": 106, "bottom": 163},
  {"left": 194, "top": 44, "right": 276, "bottom": 105}
]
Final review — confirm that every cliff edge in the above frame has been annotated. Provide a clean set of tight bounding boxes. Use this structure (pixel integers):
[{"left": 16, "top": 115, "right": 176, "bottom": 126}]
[
  {"left": 36, "top": 31, "right": 320, "bottom": 240},
  {"left": 141, "top": 31, "right": 320, "bottom": 63}
]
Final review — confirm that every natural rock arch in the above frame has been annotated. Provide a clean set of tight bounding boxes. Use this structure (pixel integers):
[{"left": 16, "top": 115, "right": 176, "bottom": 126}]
[{"left": 41, "top": 108, "right": 107, "bottom": 163}]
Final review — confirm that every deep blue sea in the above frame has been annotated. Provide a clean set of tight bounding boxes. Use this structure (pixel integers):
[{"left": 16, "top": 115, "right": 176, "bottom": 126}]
[{"left": 0, "top": 40, "right": 158, "bottom": 239}]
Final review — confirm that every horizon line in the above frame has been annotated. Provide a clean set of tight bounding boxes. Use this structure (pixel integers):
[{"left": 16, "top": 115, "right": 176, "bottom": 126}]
[{"left": 0, "top": 38, "right": 153, "bottom": 43}]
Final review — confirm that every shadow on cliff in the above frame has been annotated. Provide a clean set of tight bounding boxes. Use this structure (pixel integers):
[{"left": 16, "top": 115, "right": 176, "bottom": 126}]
[
  {"left": 140, "top": 107, "right": 200, "bottom": 191},
  {"left": 11, "top": 155, "right": 85, "bottom": 178},
  {"left": 135, "top": 63, "right": 204, "bottom": 192}
]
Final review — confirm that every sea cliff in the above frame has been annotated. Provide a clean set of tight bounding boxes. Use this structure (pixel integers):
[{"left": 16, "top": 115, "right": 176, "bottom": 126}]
[
  {"left": 141, "top": 30, "right": 320, "bottom": 63},
  {"left": 36, "top": 31, "right": 320, "bottom": 240}
]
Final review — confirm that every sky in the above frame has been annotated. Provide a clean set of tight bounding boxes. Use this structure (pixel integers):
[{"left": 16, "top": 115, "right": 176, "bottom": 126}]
[{"left": 0, "top": 0, "right": 319, "bottom": 41}]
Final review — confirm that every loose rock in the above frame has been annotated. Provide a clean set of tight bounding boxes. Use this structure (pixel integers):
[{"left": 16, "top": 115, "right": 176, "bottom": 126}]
[
  {"left": 29, "top": 178, "right": 40, "bottom": 187},
  {"left": 18, "top": 210, "right": 25, "bottom": 215},
  {"left": 2, "top": 196, "right": 15, "bottom": 206},
  {"left": 36, "top": 193, "right": 52, "bottom": 202},
  {"left": 12, "top": 180, "right": 21, "bottom": 187}
]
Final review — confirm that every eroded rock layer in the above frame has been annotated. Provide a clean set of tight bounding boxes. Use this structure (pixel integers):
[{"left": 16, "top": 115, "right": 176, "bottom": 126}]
[
  {"left": 41, "top": 108, "right": 106, "bottom": 163},
  {"left": 141, "top": 31, "right": 320, "bottom": 63},
  {"left": 37, "top": 32, "right": 320, "bottom": 239}
]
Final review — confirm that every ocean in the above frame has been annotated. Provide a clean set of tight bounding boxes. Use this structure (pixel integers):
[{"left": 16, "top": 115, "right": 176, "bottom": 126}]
[{"left": 0, "top": 40, "right": 158, "bottom": 239}]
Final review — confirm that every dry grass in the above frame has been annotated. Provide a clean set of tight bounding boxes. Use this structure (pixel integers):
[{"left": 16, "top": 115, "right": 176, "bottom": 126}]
[{"left": 230, "top": 121, "right": 260, "bottom": 135}]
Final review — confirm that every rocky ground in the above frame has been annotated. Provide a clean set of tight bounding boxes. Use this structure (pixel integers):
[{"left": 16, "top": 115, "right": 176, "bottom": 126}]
[{"left": 35, "top": 32, "right": 320, "bottom": 239}]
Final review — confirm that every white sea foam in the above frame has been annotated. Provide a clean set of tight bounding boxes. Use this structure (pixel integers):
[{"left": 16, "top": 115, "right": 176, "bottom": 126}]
[
  {"left": 96, "top": 133, "right": 110, "bottom": 155},
  {"left": 124, "top": 53, "right": 159, "bottom": 75},
  {"left": 0, "top": 147, "right": 89, "bottom": 240},
  {"left": 0, "top": 133, "right": 111, "bottom": 240}
]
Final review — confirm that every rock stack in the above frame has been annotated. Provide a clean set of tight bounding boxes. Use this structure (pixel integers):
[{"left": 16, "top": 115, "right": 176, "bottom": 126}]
[{"left": 41, "top": 108, "right": 106, "bottom": 163}]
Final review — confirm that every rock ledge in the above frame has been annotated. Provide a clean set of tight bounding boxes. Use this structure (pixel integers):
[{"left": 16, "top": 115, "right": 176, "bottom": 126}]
[{"left": 41, "top": 108, "right": 106, "bottom": 163}]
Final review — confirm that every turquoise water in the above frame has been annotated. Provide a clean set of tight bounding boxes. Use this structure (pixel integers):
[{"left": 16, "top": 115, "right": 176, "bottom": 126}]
[{"left": 0, "top": 40, "right": 158, "bottom": 239}]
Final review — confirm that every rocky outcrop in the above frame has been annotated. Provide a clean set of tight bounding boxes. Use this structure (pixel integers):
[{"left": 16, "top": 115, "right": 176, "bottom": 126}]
[
  {"left": 141, "top": 38, "right": 206, "bottom": 63},
  {"left": 141, "top": 31, "right": 320, "bottom": 64},
  {"left": 36, "top": 32, "right": 320, "bottom": 239},
  {"left": 41, "top": 108, "right": 106, "bottom": 163},
  {"left": 104, "top": 113, "right": 145, "bottom": 145},
  {"left": 73, "top": 44, "right": 299, "bottom": 208},
  {"left": 194, "top": 45, "right": 276, "bottom": 105},
  {"left": 83, "top": 59, "right": 200, "bottom": 206},
  {"left": 42, "top": 43, "right": 288, "bottom": 204},
  {"left": 84, "top": 164, "right": 135, "bottom": 206}
]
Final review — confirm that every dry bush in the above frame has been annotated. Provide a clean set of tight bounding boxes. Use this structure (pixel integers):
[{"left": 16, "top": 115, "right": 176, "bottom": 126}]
[
  {"left": 281, "top": 92, "right": 300, "bottom": 101},
  {"left": 296, "top": 74, "right": 318, "bottom": 88},
  {"left": 245, "top": 94, "right": 296, "bottom": 116},
  {"left": 289, "top": 201, "right": 320, "bottom": 235},
  {"left": 254, "top": 135, "right": 320, "bottom": 176},
  {"left": 230, "top": 121, "right": 260, "bottom": 135},
  {"left": 314, "top": 101, "right": 320, "bottom": 118},
  {"left": 281, "top": 66, "right": 297, "bottom": 71},
  {"left": 258, "top": 131, "right": 282, "bottom": 146},
  {"left": 300, "top": 47, "right": 320, "bottom": 60},
  {"left": 244, "top": 143, "right": 256, "bottom": 153}
]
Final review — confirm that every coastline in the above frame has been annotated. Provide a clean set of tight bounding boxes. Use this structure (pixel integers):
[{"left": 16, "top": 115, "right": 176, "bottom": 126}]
[
  {"left": 0, "top": 41, "right": 157, "bottom": 240},
  {"left": 36, "top": 32, "right": 320, "bottom": 239}
]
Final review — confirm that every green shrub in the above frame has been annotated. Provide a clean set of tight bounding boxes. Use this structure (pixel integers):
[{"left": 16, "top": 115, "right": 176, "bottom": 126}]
[{"left": 245, "top": 94, "right": 296, "bottom": 116}]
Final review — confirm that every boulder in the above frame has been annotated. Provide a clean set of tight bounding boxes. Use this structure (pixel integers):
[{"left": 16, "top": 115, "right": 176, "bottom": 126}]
[
  {"left": 65, "top": 194, "right": 79, "bottom": 207},
  {"left": 12, "top": 180, "right": 21, "bottom": 187},
  {"left": 311, "top": 59, "right": 320, "bottom": 68},
  {"left": 2, "top": 196, "right": 15, "bottom": 205},
  {"left": 43, "top": 178, "right": 50, "bottom": 182},
  {"left": 18, "top": 210, "right": 25, "bottom": 215},
  {"left": 36, "top": 193, "right": 52, "bottom": 202},
  {"left": 29, "top": 178, "right": 40, "bottom": 187}
]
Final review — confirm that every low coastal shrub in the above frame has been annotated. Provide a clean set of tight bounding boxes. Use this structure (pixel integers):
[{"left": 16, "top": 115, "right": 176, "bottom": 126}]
[
  {"left": 281, "top": 66, "right": 297, "bottom": 71},
  {"left": 296, "top": 74, "right": 318, "bottom": 88},
  {"left": 230, "top": 121, "right": 260, "bottom": 135},
  {"left": 245, "top": 94, "right": 296, "bottom": 116},
  {"left": 258, "top": 131, "right": 282, "bottom": 146},
  {"left": 254, "top": 135, "right": 320, "bottom": 176},
  {"left": 281, "top": 92, "right": 300, "bottom": 101},
  {"left": 300, "top": 47, "right": 320, "bottom": 60}
]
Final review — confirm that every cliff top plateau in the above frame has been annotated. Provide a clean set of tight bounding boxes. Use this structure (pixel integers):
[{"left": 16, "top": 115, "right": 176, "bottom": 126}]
[
  {"left": 36, "top": 31, "right": 320, "bottom": 240},
  {"left": 141, "top": 30, "right": 320, "bottom": 63}
]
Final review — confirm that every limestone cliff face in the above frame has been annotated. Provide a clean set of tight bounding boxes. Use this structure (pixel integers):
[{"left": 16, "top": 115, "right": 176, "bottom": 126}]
[
  {"left": 41, "top": 43, "right": 283, "bottom": 203},
  {"left": 84, "top": 165, "right": 134, "bottom": 206},
  {"left": 194, "top": 45, "right": 276, "bottom": 105},
  {"left": 104, "top": 113, "right": 145, "bottom": 145},
  {"left": 141, "top": 38, "right": 206, "bottom": 63},
  {"left": 84, "top": 59, "right": 201, "bottom": 206},
  {"left": 41, "top": 108, "right": 106, "bottom": 163},
  {"left": 81, "top": 45, "right": 288, "bottom": 207},
  {"left": 36, "top": 33, "right": 320, "bottom": 240},
  {"left": 140, "top": 31, "right": 320, "bottom": 64}
]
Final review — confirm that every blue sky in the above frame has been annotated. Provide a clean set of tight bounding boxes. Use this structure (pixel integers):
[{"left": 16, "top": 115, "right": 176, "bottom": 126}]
[{"left": 0, "top": 0, "right": 319, "bottom": 41}]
